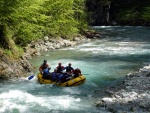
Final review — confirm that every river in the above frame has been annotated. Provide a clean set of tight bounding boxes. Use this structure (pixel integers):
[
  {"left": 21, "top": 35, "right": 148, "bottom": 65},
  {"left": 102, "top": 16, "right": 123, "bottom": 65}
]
[{"left": 0, "top": 26, "right": 150, "bottom": 113}]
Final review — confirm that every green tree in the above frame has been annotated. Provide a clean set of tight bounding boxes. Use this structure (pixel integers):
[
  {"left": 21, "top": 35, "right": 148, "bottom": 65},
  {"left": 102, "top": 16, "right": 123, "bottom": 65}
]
[
  {"left": 9, "top": 0, "right": 50, "bottom": 46},
  {"left": 0, "top": 0, "right": 24, "bottom": 56},
  {"left": 142, "top": 7, "right": 150, "bottom": 23},
  {"left": 0, "top": 0, "right": 49, "bottom": 55},
  {"left": 41, "top": 0, "right": 87, "bottom": 38},
  {"left": 73, "top": 0, "right": 87, "bottom": 31}
]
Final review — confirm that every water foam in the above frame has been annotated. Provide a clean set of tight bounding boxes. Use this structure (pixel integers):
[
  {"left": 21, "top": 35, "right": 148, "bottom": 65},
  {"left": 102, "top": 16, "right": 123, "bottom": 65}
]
[{"left": 0, "top": 90, "right": 85, "bottom": 112}]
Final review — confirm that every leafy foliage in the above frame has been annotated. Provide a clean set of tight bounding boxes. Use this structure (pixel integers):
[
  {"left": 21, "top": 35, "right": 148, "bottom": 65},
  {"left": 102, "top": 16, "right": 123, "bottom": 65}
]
[
  {"left": 0, "top": 0, "right": 87, "bottom": 57},
  {"left": 116, "top": 9, "right": 140, "bottom": 23},
  {"left": 41, "top": 0, "right": 87, "bottom": 38},
  {"left": 86, "top": 0, "right": 150, "bottom": 25},
  {"left": 141, "top": 7, "right": 150, "bottom": 22}
]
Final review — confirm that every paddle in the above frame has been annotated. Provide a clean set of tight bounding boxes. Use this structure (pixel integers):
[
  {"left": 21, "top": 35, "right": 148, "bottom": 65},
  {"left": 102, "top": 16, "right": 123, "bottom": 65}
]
[
  {"left": 28, "top": 75, "right": 35, "bottom": 80},
  {"left": 82, "top": 74, "right": 89, "bottom": 75}
]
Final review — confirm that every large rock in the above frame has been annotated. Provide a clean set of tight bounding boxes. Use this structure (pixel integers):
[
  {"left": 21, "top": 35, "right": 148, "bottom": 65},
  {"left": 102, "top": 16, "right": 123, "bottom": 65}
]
[
  {"left": 0, "top": 61, "right": 14, "bottom": 79},
  {"left": 0, "top": 56, "right": 33, "bottom": 79}
]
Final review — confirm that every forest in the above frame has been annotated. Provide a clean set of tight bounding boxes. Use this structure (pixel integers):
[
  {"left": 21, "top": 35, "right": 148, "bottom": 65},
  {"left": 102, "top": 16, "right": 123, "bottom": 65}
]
[
  {"left": 86, "top": 0, "right": 150, "bottom": 25},
  {"left": 0, "top": 0, "right": 150, "bottom": 58}
]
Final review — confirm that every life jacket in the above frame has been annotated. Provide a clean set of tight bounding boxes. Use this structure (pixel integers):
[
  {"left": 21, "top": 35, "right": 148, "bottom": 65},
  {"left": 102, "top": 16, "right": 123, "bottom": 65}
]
[
  {"left": 39, "top": 63, "right": 49, "bottom": 71},
  {"left": 73, "top": 69, "right": 81, "bottom": 77},
  {"left": 57, "top": 66, "right": 64, "bottom": 73},
  {"left": 42, "top": 64, "right": 48, "bottom": 70},
  {"left": 65, "top": 66, "right": 74, "bottom": 72}
]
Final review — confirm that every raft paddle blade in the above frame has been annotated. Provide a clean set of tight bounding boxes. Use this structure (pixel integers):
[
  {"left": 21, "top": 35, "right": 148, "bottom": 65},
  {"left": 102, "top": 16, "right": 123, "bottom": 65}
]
[{"left": 28, "top": 75, "right": 34, "bottom": 80}]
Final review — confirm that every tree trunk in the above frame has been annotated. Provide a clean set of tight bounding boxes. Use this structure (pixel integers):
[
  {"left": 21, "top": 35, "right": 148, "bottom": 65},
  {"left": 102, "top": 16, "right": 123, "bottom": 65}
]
[{"left": 106, "top": 4, "right": 110, "bottom": 23}]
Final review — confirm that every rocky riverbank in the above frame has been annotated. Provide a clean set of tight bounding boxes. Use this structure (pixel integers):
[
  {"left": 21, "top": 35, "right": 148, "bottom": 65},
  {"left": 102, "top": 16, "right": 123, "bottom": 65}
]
[
  {"left": 95, "top": 65, "right": 150, "bottom": 113},
  {"left": 23, "top": 35, "right": 90, "bottom": 60},
  {"left": 0, "top": 31, "right": 102, "bottom": 79}
]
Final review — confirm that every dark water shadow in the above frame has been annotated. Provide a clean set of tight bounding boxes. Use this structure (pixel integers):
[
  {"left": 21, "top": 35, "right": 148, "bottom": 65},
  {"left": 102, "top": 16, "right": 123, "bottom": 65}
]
[{"left": 95, "top": 26, "right": 150, "bottom": 43}]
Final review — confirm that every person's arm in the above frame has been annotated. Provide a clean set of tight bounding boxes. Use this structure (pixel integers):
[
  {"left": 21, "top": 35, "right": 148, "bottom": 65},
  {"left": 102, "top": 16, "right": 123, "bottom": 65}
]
[
  {"left": 46, "top": 64, "right": 50, "bottom": 68},
  {"left": 79, "top": 70, "right": 81, "bottom": 75},
  {"left": 39, "top": 65, "right": 43, "bottom": 74},
  {"left": 62, "top": 66, "right": 67, "bottom": 70},
  {"left": 45, "top": 64, "right": 51, "bottom": 71},
  {"left": 71, "top": 67, "right": 74, "bottom": 71},
  {"left": 61, "top": 66, "right": 67, "bottom": 73}
]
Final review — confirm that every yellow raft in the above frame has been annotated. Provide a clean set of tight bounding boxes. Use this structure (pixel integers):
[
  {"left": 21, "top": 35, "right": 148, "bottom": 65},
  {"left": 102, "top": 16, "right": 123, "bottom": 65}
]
[{"left": 37, "top": 73, "right": 86, "bottom": 87}]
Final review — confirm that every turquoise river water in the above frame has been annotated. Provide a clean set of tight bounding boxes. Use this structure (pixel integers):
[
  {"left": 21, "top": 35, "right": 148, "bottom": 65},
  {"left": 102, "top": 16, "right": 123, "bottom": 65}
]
[{"left": 0, "top": 26, "right": 150, "bottom": 113}]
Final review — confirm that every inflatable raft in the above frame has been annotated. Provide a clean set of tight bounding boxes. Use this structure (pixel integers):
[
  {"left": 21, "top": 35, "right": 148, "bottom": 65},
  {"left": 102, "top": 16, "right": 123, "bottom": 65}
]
[{"left": 37, "top": 73, "right": 86, "bottom": 87}]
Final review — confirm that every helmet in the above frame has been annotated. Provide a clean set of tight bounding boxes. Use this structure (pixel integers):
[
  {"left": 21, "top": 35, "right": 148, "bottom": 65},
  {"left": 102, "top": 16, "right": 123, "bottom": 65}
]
[
  {"left": 43, "top": 60, "right": 47, "bottom": 63},
  {"left": 68, "top": 63, "right": 71, "bottom": 65},
  {"left": 77, "top": 68, "right": 80, "bottom": 71},
  {"left": 58, "top": 62, "right": 61, "bottom": 65}
]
